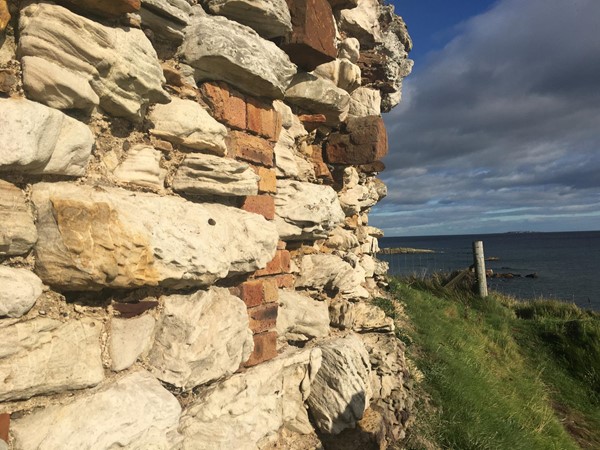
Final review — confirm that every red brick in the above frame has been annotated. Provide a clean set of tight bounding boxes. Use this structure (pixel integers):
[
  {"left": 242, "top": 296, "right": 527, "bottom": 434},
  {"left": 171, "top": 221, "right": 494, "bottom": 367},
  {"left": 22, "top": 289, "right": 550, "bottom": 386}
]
[
  {"left": 273, "top": 273, "right": 296, "bottom": 289},
  {"left": 244, "top": 331, "right": 278, "bottom": 367},
  {"left": 325, "top": 116, "right": 388, "bottom": 165},
  {"left": 246, "top": 97, "right": 282, "bottom": 142},
  {"left": 282, "top": 0, "right": 337, "bottom": 71},
  {"left": 0, "top": 413, "right": 9, "bottom": 443},
  {"left": 248, "top": 303, "right": 278, "bottom": 333},
  {"left": 199, "top": 81, "right": 247, "bottom": 130},
  {"left": 253, "top": 166, "right": 277, "bottom": 194},
  {"left": 255, "top": 250, "right": 291, "bottom": 277},
  {"left": 230, "top": 280, "right": 265, "bottom": 308},
  {"left": 112, "top": 300, "right": 159, "bottom": 318},
  {"left": 227, "top": 131, "right": 274, "bottom": 167},
  {"left": 241, "top": 195, "right": 275, "bottom": 220},
  {"left": 298, "top": 113, "right": 327, "bottom": 131}
]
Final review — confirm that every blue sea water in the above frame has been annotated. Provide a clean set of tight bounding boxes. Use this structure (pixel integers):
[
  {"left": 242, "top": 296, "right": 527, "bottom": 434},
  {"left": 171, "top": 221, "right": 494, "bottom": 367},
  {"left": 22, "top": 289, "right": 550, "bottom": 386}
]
[{"left": 379, "top": 231, "right": 600, "bottom": 310}]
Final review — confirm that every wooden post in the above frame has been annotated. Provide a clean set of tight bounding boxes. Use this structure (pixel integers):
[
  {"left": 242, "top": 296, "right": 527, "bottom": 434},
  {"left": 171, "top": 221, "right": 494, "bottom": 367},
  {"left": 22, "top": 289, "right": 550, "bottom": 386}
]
[{"left": 472, "top": 241, "right": 488, "bottom": 298}]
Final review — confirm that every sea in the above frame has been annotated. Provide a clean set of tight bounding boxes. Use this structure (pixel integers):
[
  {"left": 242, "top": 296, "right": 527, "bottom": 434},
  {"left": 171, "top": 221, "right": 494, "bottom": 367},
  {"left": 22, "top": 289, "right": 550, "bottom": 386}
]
[{"left": 378, "top": 231, "right": 600, "bottom": 311}]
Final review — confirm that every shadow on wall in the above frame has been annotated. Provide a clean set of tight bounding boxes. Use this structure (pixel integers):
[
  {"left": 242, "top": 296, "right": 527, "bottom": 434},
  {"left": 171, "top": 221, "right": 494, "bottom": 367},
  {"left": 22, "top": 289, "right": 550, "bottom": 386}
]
[{"left": 312, "top": 391, "right": 383, "bottom": 450}]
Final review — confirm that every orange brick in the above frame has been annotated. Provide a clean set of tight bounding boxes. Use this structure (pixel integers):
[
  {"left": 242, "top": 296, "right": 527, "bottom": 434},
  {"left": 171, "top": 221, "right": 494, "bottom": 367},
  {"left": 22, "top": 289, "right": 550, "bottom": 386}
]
[
  {"left": 255, "top": 250, "right": 291, "bottom": 277},
  {"left": 246, "top": 97, "right": 282, "bottom": 142},
  {"left": 244, "top": 331, "right": 278, "bottom": 367},
  {"left": 227, "top": 131, "right": 274, "bottom": 167},
  {"left": 273, "top": 273, "right": 296, "bottom": 289},
  {"left": 262, "top": 278, "right": 279, "bottom": 303},
  {"left": 199, "top": 81, "right": 246, "bottom": 130},
  {"left": 0, "top": 413, "right": 9, "bottom": 443},
  {"left": 230, "top": 280, "right": 265, "bottom": 308},
  {"left": 248, "top": 303, "right": 278, "bottom": 333},
  {"left": 277, "top": 240, "right": 287, "bottom": 250},
  {"left": 241, "top": 195, "right": 275, "bottom": 220},
  {"left": 254, "top": 166, "right": 277, "bottom": 194}
]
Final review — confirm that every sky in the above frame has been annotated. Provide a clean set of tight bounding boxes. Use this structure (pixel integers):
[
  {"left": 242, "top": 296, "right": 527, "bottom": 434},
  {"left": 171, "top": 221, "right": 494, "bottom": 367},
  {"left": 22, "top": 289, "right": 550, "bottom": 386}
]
[{"left": 370, "top": 0, "right": 600, "bottom": 237}]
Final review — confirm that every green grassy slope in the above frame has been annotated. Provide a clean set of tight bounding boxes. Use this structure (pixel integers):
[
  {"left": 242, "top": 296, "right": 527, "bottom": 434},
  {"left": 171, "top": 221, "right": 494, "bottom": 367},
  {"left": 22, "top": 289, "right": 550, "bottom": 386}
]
[{"left": 386, "top": 276, "right": 600, "bottom": 450}]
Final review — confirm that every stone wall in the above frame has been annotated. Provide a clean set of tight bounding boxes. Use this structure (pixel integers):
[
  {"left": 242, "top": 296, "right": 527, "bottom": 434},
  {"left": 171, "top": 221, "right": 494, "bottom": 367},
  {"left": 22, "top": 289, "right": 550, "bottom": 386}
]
[{"left": 0, "top": 0, "right": 414, "bottom": 448}]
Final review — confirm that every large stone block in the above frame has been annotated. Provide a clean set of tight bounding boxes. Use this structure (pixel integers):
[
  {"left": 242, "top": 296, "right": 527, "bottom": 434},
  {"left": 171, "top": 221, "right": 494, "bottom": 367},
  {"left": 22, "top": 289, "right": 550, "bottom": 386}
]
[
  {"left": 148, "top": 287, "right": 253, "bottom": 390},
  {"left": 0, "top": 318, "right": 104, "bottom": 402},
  {"left": 0, "top": 181, "right": 37, "bottom": 256},
  {"left": 113, "top": 145, "right": 166, "bottom": 190},
  {"left": 308, "top": 334, "right": 372, "bottom": 434},
  {"left": 173, "top": 153, "right": 259, "bottom": 197},
  {"left": 277, "top": 289, "right": 330, "bottom": 342},
  {"left": 0, "top": 98, "right": 94, "bottom": 176},
  {"left": 31, "top": 183, "right": 278, "bottom": 291},
  {"left": 285, "top": 73, "right": 351, "bottom": 126},
  {"left": 325, "top": 115, "right": 388, "bottom": 165},
  {"left": 179, "top": 347, "right": 322, "bottom": 448},
  {"left": 179, "top": 13, "right": 297, "bottom": 99},
  {"left": 109, "top": 314, "right": 156, "bottom": 371},
  {"left": 282, "top": 0, "right": 337, "bottom": 71},
  {"left": 274, "top": 180, "right": 345, "bottom": 241},
  {"left": 203, "top": 0, "right": 292, "bottom": 39},
  {"left": 19, "top": 2, "right": 169, "bottom": 120},
  {"left": 11, "top": 370, "right": 182, "bottom": 449},
  {"left": 0, "top": 267, "right": 43, "bottom": 319},
  {"left": 149, "top": 97, "right": 228, "bottom": 154}
]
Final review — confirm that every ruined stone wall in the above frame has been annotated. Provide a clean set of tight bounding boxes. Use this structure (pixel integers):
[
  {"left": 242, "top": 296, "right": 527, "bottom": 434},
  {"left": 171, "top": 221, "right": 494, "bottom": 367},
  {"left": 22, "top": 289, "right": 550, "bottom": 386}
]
[{"left": 0, "top": 0, "right": 414, "bottom": 448}]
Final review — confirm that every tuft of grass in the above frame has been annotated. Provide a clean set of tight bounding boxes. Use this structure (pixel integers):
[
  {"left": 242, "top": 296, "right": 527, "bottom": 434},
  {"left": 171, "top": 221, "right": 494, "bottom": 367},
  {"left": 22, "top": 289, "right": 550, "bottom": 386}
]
[{"left": 387, "top": 276, "right": 600, "bottom": 450}]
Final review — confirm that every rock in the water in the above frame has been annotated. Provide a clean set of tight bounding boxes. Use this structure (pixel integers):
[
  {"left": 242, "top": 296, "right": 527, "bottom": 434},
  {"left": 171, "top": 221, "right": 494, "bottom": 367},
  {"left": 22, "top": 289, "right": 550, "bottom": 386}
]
[
  {"left": 148, "top": 97, "right": 228, "bottom": 155},
  {"left": 275, "top": 180, "right": 345, "bottom": 241},
  {"left": 0, "top": 98, "right": 94, "bottom": 176},
  {"left": 148, "top": 287, "right": 254, "bottom": 389},
  {"left": 348, "top": 86, "right": 381, "bottom": 118},
  {"left": 113, "top": 145, "right": 166, "bottom": 190},
  {"left": 173, "top": 153, "right": 259, "bottom": 197},
  {"left": 179, "top": 13, "right": 297, "bottom": 99},
  {"left": 0, "top": 180, "right": 37, "bottom": 256},
  {"left": 285, "top": 72, "right": 350, "bottom": 126},
  {"left": 56, "top": 0, "right": 141, "bottom": 18},
  {"left": 19, "top": 2, "right": 169, "bottom": 120},
  {"left": 325, "top": 115, "right": 388, "bottom": 165},
  {"left": 282, "top": 0, "right": 337, "bottom": 71},
  {"left": 277, "top": 289, "right": 330, "bottom": 342},
  {"left": 295, "top": 254, "right": 369, "bottom": 299},
  {"left": 308, "top": 334, "right": 372, "bottom": 434},
  {"left": 203, "top": 0, "right": 292, "bottom": 39},
  {"left": 0, "top": 318, "right": 104, "bottom": 402},
  {"left": 32, "top": 183, "right": 278, "bottom": 291},
  {"left": 179, "top": 347, "right": 322, "bottom": 448},
  {"left": 11, "top": 370, "right": 182, "bottom": 449},
  {"left": 313, "top": 58, "right": 362, "bottom": 92},
  {"left": 0, "top": 267, "right": 43, "bottom": 319},
  {"left": 109, "top": 314, "right": 156, "bottom": 371}
]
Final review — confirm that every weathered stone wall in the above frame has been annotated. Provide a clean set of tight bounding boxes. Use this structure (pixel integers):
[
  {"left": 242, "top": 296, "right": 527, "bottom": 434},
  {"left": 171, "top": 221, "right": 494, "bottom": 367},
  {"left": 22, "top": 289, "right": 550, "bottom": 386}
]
[{"left": 0, "top": 0, "right": 414, "bottom": 448}]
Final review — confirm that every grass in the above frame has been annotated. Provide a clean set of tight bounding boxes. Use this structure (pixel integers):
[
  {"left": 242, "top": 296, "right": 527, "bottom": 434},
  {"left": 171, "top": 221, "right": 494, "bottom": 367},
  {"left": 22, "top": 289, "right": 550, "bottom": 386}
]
[{"left": 384, "top": 274, "right": 600, "bottom": 450}]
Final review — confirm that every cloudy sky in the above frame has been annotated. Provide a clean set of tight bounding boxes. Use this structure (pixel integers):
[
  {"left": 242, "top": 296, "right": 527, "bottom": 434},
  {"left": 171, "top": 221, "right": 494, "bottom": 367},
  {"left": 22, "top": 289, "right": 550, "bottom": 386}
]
[{"left": 370, "top": 0, "right": 600, "bottom": 236}]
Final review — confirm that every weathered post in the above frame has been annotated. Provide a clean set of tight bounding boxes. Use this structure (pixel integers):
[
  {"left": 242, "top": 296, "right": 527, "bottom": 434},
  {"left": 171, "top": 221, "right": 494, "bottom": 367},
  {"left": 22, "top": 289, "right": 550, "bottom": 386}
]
[{"left": 472, "top": 241, "right": 488, "bottom": 298}]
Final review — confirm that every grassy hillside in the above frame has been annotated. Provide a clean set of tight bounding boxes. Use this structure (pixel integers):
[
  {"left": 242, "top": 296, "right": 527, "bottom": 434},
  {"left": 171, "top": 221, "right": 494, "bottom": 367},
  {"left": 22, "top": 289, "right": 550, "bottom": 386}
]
[{"left": 383, "top": 274, "right": 600, "bottom": 450}]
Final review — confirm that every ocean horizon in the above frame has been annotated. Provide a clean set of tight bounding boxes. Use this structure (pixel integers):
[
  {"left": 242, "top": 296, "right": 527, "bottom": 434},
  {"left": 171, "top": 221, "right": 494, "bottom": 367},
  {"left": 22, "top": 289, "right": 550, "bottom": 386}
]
[{"left": 379, "top": 230, "right": 600, "bottom": 310}]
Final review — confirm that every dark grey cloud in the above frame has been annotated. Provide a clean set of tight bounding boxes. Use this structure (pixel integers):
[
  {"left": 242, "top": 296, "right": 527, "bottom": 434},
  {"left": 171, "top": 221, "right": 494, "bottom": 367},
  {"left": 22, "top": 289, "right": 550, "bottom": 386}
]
[{"left": 373, "top": 0, "right": 600, "bottom": 235}]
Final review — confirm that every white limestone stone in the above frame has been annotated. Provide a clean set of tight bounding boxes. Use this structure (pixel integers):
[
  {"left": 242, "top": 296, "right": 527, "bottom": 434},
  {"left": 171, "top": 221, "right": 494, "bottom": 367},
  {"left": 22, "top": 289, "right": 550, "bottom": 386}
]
[
  {"left": 19, "top": 2, "right": 169, "bottom": 120},
  {"left": 178, "top": 347, "right": 322, "bottom": 449},
  {"left": 173, "top": 153, "right": 259, "bottom": 196},
  {"left": 11, "top": 370, "right": 182, "bottom": 450},
  {"left": 0, "top": 180, "right": 37, "bottom": 256},
  {"left": 149, "top": 97, "right": 228, "bottom": 155},
  {"left": 0, "top": 98, "right": 94, "bottom": 176},
  {"left": 0, "top": 318, "right": 104, "bottom": 402},
  {"left": 277, "top": 289, "right": 330, "bottom": 342},
  {"left": 275, "top": 180, "right": 345, "bottom": 241},
  {"left": 348, "top": 86, "right": 381, "bottom": 118},
  {"left": 326, "top": 226, "right": 360, "bottom": 251},
  {"left": 307, "top": 334, "right": 372, "bottom": 434},
  {"left": 338, "top": 37, "right": 360, "bottom": 63},
  {"left": 330, "top": 300, "right": 394, "bottom": 332},
  {"left": 313, "top": 58, "right": 361, "bottom": 92},
  {"left": 179, "top": 12, "right": 297, "bottom": 99},
  {"left": 0, "top": 266, "right": 43, "bottom": 318},
  {"left": 113, "top": 145, "right": 166, "bottom": 190},
  {"left": 31, "top": 183, "right": 278, "bottom": 291},
  {"left": 338, "top": 0, "right": 383, "bottom": 44},
  {"left": 109, "top": 314, "right": 156, "bottom": 371},
  {"left": 148, "top": 287, "right": 253, "bottom": 389}
]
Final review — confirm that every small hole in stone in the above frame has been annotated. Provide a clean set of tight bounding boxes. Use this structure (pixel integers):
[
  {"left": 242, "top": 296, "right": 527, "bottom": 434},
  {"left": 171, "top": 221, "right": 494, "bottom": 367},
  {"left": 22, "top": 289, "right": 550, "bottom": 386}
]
[{"left": 208, "top": 218, "right": 216, "bottom": 226}]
